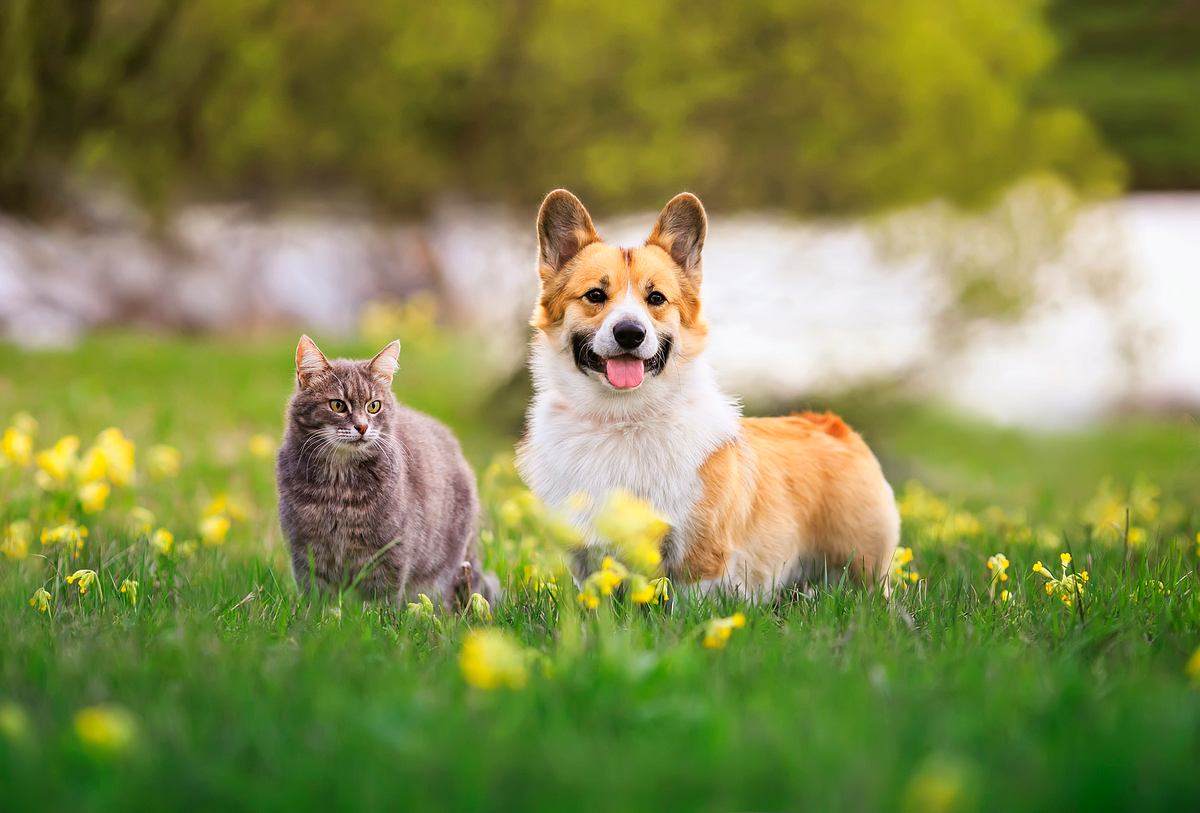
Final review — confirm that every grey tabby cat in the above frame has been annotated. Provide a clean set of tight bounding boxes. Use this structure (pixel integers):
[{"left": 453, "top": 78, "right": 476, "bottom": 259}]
[{"left": 276, "top": 335, "right": 498, "bottom": 607}]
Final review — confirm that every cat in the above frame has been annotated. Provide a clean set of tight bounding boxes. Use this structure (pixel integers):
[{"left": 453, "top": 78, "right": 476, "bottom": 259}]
[{"left": 276, "top": 335, "right": 498, "bottom": 607}]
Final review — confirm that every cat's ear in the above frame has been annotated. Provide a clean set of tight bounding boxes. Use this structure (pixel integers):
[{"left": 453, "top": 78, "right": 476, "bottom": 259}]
[
  {"left": 647, "top": 192, "right": 707, "bottom": 283},
  {"left": 536, "top": 189, "right": 600, "bottom": 282},
  {"left": 295, "top": 335, "right": 331, "bottom": 387},
  {"left": 368, "top": 340, "right": 401, "bottom": 385}
]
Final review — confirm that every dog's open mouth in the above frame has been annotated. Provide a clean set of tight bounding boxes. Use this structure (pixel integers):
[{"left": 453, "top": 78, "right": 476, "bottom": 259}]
[{"left": 572, "top": 334, "right": 672, "bottom": 390}]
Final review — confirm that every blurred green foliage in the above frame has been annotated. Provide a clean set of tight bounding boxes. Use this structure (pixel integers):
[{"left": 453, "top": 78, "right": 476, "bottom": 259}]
[
  {"left": 1041, "top": 0, "right": 1200, "bottom": 190},
  {"left": 1, "top": 0, "right": 1122, "bottom": 216}
]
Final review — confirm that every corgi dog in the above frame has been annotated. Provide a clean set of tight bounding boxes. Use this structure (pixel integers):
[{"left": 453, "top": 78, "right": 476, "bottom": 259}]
[{"left": 516, "top": 189, "right": 900, "bottom": 597}]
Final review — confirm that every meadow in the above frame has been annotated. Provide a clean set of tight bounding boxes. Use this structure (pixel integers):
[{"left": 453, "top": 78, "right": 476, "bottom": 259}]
[{"left": 1, "top": 326, "right": 1199, "bottom": 813}]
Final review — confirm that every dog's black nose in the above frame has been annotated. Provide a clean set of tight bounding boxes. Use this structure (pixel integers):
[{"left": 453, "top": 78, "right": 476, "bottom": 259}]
[{"left": 613, "top": 321, "right": 646, "bottom": 350}]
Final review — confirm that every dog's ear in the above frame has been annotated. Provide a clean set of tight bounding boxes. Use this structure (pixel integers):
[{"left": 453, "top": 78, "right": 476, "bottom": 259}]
[
  {"left": 647, "top": 192, "right": 707, "bottom": 282},
  {"left": 537, "top": 189, "right": 600, "bottom": 281},
  {"left": 296, "top": 335, "right": 331, "bottom": 387}
]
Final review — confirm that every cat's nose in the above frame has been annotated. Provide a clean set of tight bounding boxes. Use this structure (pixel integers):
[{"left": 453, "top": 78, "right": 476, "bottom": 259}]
[{"left": 355, "top": 422, "right": 368, "bottom": 436}]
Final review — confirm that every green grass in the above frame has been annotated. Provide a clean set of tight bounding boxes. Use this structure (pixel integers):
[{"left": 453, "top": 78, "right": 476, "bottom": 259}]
[{"left": 1, "top": 334, "right": 1199, "bottom": 813}]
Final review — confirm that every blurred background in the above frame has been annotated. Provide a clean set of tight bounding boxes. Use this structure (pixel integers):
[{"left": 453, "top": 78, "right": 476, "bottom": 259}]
[{"left": 0, "top": 0, "right": 1197, "bottom": 429}]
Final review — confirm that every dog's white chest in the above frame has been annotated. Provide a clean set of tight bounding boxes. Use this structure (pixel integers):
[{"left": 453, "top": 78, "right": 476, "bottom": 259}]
[{"left": 521, "top": 410, "right": 704, "bottom": 527}]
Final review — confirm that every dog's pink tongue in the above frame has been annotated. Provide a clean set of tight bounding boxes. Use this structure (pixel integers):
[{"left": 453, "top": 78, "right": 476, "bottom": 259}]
[{"left": 605, "top": 356, "right": 645, "bottom": 389}]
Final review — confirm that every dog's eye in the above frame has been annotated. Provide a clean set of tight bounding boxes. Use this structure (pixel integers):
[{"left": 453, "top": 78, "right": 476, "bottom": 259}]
[
  {"left": 329, "top": 399, "right": 347, "bottom": 413},
  {"left": 584, "top": 288, "right": 607, "bottom": 304},
  {"left": 647, "top": 291, "right": 667, "bottom": 306},
  {"left": 366, "top": 400, "right": 381, "bottom": 414}
]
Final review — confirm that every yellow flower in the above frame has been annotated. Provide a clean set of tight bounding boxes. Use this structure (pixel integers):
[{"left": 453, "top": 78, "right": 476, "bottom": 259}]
[
  {"left": 1000, "top": 590, "right": 1010, "bottom": 602},
  {"left": 0, "top": 701, "right": 29, "bottom": 743},
  {"left": 902, "top": 754, "right": 974, "bottom": 813},
  {"left": 74, "top": 704, "right": 137, "bottom": 754},
  {"left": 41, "top": 521, "right": 88, "bottom": 556},
  {"left": 35, "top": 435, "right": 79, "bottom": 487},
  {"left": 78, "top": 481, "right": 111, "bottom": 514},
  {"left": 1186, "top": 646, "right": 1200, "bottom": 683},
  {"left": 149, "top": 528, "right": 174, "bottom": 555},
  {"left": 459, "top": 630, "right": 529, "bottom": 690},
  {"left": 75, "top": 446, "right": 108, "bottom": 484},
  {"left": 593, "top": 491, "right": 669, "bottom": 571},
  {"left": 178, "top": 540, "right": 197, "bottom": 558},
  {"left": 28, "top": 587, "right": 52, "bottom": 614},
  {"left": 147, "top": 445, "right": 181, "bottom": 480},
  {"left": 629, "top": 577, "right": 655, "bottom": 605},
  {"left": 1032, "top": 561, "right": 1052, "bottom": 578},
  {"left": 1060, "top": 552, "right": 1072, "bottom": 568},
  {"left": 200, "top": 515, "right": 230, "bottom": 546},
  {"left": 204, "top": 494, "right": 247, "bottom": 521},
  {"left": 247, "top": 434, "right": 275, "bottom": 459},
  {"left": 577, "top": 591, "right": 600, "bottom": 610},
  {"left": 2, "top": 426, "right": 33, "bottom": 466},
  {"left": 119, "top": 578, "right": 138, "bottom": 606},
  {"left": 1, "top": 520, "right": 32, "bottom": 560},
  {"left": 1127, "top": 527, "right": 1147, "bottom": 546},
  {"left": 891, "top": 547, "right": 920, "bottom": 590},
  {"left": 93, "top": 428, "right": 135, "bottom": 487},
  {"left": 66, "top": 569, "right": 98, "bottom": 595},
  {"left": 702, "top": 612, "right": 747, "bottom": 649}
]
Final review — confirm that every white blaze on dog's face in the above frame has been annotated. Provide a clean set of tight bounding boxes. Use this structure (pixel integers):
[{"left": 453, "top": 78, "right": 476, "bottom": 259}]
[{"left": 531, "top": 190, "right": 709, "bottom": 396}]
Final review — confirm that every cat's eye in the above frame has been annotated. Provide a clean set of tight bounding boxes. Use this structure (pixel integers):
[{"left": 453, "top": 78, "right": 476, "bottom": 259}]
[
  {"left": 647, "top": 291, "right": 667, "bottom": 306},
  {"left": 329, "top": 399, "right": 347, "bottom": 413},
  {"left": 366, "top": 400, "right": 382, "bottom": 414},
  {"left": 584, "top": 288, "right": 607, "bottom": 304}
]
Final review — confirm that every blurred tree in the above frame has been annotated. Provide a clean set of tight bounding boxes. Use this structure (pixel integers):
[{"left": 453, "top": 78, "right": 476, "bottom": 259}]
[
  {"left": 0, "top": 0, "right": 1123, "bottom": 216},
  {"left": 1041, "top": 0, "right": 1200, "bottom": 190}
]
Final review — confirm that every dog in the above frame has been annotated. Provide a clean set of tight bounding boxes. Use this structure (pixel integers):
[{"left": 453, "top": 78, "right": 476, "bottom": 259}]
[{"left": 516, "top": 189, "right": 900, "bottom": 597}]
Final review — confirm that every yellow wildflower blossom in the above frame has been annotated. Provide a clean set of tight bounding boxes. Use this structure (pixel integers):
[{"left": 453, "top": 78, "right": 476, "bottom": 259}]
[
  {"left": 2, "top": 426, "right": 33, "bottom": 466},
  {"left": 891, "top": 547, "right": 920, "bottom": 590},
  {"left": 200, "top": 515, "right": 230, "bottom": 546},
  {"left": 1, "top": 520, "right": 32, "bottom": 560},
  {"left": 1000, "top": 590, "right": 1010, "bottom": 602},
  {"left": 35, "top": 435, "right": 79, "bottom": 487},
  {"left": 593, "top": 491, "right": 669, "bottom": 573},
  {"left": 74, "top": 704, "right": 137, "bottom": 753},
  {"left": 577, "top": 591, "right": 600, "bottom": 610},
  {"left": 0, "top": 701, "right": 29, "bottom": 743},
  {"left": 75, "top": 445, "right": 108, "bottom": 484},
  {"left": 119, "top": 579, "right": 138, "bottom": 606},
  {"left": 204, "top": 494, "right": 247, "bottom": 521},
  {"left": 459, "top": 629, "right": 529, "bottom": 690},
  {"left": 41, "top": 521, "right": 88, "bottom": 556},
  {"left": 247, "top": 434, "right": 275, "bottom": 459},
  {"left": 702, "top": 612, "right": 747, "bottom": 649},
  {"left": 147, "top": 445, "right": 181, "bottom": 480},
  {"left": 149, "top": 528, "right": 174, "bottom": 555},
  {"left": 1127, "top": 527, "right": 1147, "bottom": 547},
  {"left": 28, "top": 587, "right": 52, "bottom": 614},
  {"left": 66, "top": 569, "right": 98, "bottom": 595},
  {"left": 78, "top": 481, "right": 111, "bottom": 514},
  {"left": 93, "top": 428, "right": 135, "bottom": 487},
  {"left": 1187, "top": 647, "right": 1200, "bottom": 683},
  {"left": 1033, "top": 553, "right": 1089, "bottom": 609}
]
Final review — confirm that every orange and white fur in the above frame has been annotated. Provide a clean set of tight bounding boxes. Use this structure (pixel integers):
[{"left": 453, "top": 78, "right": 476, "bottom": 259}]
[{"left": 516, "top": 190, "right": 900, "bottom": 597}]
